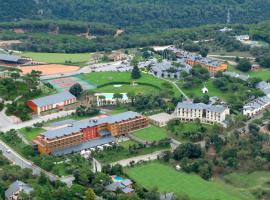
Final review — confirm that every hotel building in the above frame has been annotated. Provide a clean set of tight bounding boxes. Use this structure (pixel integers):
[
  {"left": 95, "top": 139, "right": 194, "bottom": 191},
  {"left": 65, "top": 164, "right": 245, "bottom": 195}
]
[
  {"left": 174, "top": 101, "right": 230, "bottom": 126},
  {"left": 33, "top": 111, "right": 149, "bottom": 156}
]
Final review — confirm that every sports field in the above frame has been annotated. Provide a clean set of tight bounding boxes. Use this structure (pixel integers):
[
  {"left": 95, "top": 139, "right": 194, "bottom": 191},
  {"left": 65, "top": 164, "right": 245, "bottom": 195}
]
[
  {"left": 47, "top": 76, "right": 96, "bottom": 92},
  {"left": 131, "top": 126, "right": 168, "bottom": 142},
  {"left": 22, "top": 52, "right": 92, "bottom": 65},
  {"left": 126, "top": 162, "right": 254, "bottom": 200},
  {"left": 80, "top": 72, "right": 180, "bottom": 96},
  {"left": 20, "top": 64, "right": 80, "bottom": 75}
]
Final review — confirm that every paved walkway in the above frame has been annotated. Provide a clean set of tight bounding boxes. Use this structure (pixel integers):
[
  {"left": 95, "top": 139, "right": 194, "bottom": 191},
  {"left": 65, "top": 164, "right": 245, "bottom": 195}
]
[
  {"left": 161, "top": 77, "right": 190, "bottom": 100},
  {"left": 111, "top": 150, "right": 165, "bottom": 167}
]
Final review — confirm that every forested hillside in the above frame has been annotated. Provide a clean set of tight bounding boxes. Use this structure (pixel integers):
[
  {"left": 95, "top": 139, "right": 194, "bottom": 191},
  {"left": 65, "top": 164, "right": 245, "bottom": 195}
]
[{"left": 1, "top": 0, "right": 270, "bottom": 32}]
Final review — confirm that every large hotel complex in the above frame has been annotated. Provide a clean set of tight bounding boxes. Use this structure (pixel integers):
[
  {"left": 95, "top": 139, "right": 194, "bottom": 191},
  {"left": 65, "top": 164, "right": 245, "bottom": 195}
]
[{"left": 33, "top": 111, "right": 149, "bottom": 155}]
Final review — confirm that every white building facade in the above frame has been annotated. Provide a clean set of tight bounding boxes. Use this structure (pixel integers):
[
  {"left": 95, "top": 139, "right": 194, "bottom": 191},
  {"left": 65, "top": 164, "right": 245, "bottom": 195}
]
[
  {"left": 243, "top": 96, "right": 270, "bottom": 118},
  {"left": 174, "top": 101, "right": 230, "bottom": 126}
]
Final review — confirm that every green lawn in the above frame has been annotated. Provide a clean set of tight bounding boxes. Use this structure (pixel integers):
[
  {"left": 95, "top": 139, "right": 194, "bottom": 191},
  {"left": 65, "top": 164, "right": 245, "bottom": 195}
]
[
  {"left": 21, "top": 52, "right": 93, "bottom": 65},
  {"left": 119, "top": 140, "right": 139, "bottom": 148},
  {"left": 126, "top": 162, "right": 255, "bottom": 200},
  {"left": 179, "top": 79, "right": 227, "bottom": 100},
  {"left": 131, "top": 126, "right": 168, "bottom": 142},
  {"left": 19, "top": 127, "right": 45, "bottom": 141},
  {"left": 80, "top": 72, "right": 180, "bottom": 96}
]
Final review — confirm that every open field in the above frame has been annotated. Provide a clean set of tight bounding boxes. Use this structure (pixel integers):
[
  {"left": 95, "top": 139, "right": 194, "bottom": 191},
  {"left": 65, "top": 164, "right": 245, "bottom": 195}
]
[
  {"left": 21, "top": 52, "right": 92, "bottom": 65},
  {"left": 131, "top": 126, "right": 168, "bottom": 142},
  {"left": 80, "top": 72, "right": 180, "bottom": 96},
  {"left": 126, "top": 162, "right": 255, "bottom": 200},
  {"left": 19, "top": 127, "right": 45, "bottom": 141},
  {"left": 20, "top": 64, "right": 80, "bottom": 75},
  {"left": 179, "top": 79, "right": 227, "bottom": 100}
]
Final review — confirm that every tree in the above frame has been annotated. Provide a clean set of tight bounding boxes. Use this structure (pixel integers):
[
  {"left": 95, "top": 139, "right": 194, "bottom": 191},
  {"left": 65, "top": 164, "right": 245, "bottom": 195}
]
[
  {"left": 199, "top": 47, "right": 209, "bottom": 57},
  {"left": 131, "top": 65, "right": 141, "bottom": 79},
  {"left": 69, "top": 83, "right": 83, "bottom": 97},
  {"left": 113, "top": 93, "right": 123, "bottom": 105},
  {"left": 85, "top": 188, "right": 96, "bottom": 200},
  {"left": 127, "top": 91, "right": 136, "bottom": 106},
  {"left": 236, "top": 58, "right": 252, "bottom": 72},
  {"left": 173, "top": 143, "right": 203, "bottom": 160}
]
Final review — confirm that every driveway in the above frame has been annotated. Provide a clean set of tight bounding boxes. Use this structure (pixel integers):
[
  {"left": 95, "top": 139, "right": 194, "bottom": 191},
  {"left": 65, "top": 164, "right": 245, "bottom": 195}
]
[
  {"left": 0, "top": 109, "right": 13, "bottom": 128},
  {"left": 111, "top": 150, "right": 165, "bottom": 167}
]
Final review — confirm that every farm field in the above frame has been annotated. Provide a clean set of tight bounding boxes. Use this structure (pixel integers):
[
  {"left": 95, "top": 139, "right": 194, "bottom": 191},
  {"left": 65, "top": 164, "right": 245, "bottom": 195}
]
[
  {"left": 21, "top": 52, "right": 93, "bottom": 65},
  {"left": 131, "top": 126, "right": 168, "bottom": 142},
  {"left": 126, "top": 162, "right": 255, "bottom": 200},
  {"left": 19, "top": 127, "right": 45, "bottom": 141},
  {"left": 80, "top": 72, "right": 180, "bottom": 96}
]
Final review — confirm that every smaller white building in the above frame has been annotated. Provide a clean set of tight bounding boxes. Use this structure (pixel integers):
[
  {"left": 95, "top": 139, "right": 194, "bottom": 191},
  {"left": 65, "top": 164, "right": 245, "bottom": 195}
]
[
  {"left": 243, "top": 96, "right": 270, "bottom": 118},
  {"left": 174, "top": 101, "right": 230, "bottom": 126},
  {"left": 95, "top": 93, "right": 130, "bottom": 106}
]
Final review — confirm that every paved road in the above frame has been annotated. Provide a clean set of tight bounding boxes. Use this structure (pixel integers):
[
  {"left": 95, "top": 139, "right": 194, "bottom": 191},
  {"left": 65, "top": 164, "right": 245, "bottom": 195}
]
[
  {"left": 0, "top": 109, "right": 13, "bottom": 128},
  {"left": 0, "top": 110, "right": 74, "bottom": 132},
  {"left": 111, "top": 150, "right": 165, "bottom": 167}
]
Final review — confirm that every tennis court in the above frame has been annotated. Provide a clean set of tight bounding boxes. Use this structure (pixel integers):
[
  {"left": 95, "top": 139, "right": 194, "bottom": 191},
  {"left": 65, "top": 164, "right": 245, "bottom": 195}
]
[{"left": 47, "top": 76, "right": 96, "bottom": 92}]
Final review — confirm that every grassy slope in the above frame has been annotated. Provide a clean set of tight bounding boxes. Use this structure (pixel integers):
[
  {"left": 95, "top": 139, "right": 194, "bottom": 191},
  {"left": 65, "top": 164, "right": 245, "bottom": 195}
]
[
  {"left": 131, "top": 126, "right": 168, "bottom": 142},
  {"left": 126, "top": 162, "right": 254, "bottom": 200},
  {"left": 80, "top": 72, "right": 180, "bottom": 95},
  {"left": 19, "top": 127, "right": 45, "bottom": 141},
  {"left": 22, "top": 52, "right": 92, "bottom": 64}
]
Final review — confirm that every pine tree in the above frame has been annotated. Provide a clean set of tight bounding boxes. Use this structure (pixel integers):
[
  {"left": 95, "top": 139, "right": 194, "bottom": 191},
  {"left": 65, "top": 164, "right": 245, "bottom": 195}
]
[{"left": 131, "top": 65, "right": 141, "bottom": 79}]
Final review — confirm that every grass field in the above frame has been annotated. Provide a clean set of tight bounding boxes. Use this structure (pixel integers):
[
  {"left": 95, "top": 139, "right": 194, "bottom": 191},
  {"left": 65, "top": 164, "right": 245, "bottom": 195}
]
[
  {"left": 22, "top": 52, "right": 92, "bottom": 65},
  {"left": 179, "top": 79, "right": 227, "bottom": 100},
  {"left": 19, "top": 127, "right": 45, "bottom": 141},
  {"left": 131, "top": 126, "right": 168, "bottom": 142},
  {"left": 80, "top": 72, "right": 180, "bottom": 96},
  {"left": 126, "top": 162, "right": 255, "bottom": 200}
]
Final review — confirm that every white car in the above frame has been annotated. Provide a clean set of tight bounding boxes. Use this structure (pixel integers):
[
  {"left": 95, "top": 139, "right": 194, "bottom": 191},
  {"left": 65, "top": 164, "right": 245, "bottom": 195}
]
[{"left": 6, "top": 149, "right": 11, "bottom": 153}]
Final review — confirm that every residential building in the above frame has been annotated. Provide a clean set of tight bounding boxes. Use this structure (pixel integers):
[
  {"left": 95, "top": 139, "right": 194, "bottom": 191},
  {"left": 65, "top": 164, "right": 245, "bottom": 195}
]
[
  {"left": 5, "top": 180, "right": 33, "bottom": 200},
  {"left": 174, "top": 101, "right": 230, "bottom": 126},
  {"left": 147, "top": 59, "right": 192, "bottom": 79},
  {"left": 148, "top": 112, "right": 175, "bottom": 127},
  {"left": 95, "top": 93, "right": 130, "bottom": 106},
  {"left": 33, "top": 111, "right": 149, "bottom": 155},
  {"left": 256, "top": 81, "right": 270, "bottom": 97},
  {"left": 27, "top": 91, "right": 76, "bottom": 115},
  {"left": 243, "top": 96, "right": 270, "bottom": 117},
  {"left": 107, "top": 51, "right": 125, "bottom": 61},
  {"left": 167, "top": 47, "right": 228, "bottom": 74},
  {"left": 106, "top": 178, "right": 134, "bottom": 194}
]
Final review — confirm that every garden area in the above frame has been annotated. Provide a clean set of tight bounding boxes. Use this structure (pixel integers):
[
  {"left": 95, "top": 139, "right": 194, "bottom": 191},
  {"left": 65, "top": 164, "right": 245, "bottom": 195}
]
[
  {"left": 80, "top": 72, "right": 179, "bottom": 96},
  {"left": 130, "top": 125, "right": 168, "bottom": 142},
  {"left": 167, "top": 120, "right": 214, "bottom": 142},
  {"left": 126, "top": 162, "right": 255, "bottom": 200}
]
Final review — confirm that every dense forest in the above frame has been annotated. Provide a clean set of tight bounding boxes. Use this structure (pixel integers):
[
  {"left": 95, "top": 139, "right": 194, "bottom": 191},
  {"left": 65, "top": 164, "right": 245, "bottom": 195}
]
[{"left": 1, "top": 0, "right": 270, "bottom": 32}]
